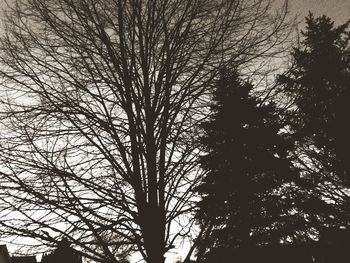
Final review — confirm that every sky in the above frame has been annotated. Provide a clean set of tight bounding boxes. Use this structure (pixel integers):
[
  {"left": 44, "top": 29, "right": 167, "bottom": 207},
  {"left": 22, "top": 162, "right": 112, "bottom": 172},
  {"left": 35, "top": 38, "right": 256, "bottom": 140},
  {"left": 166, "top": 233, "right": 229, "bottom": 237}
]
[
  {"left": 0, "top": 0, "right": 349, "bottom": 25},
  {"left": 289, "top": 0, "right": 350, "bottom": 24},
  {"left": 0, "top": 0, "right": 349, "bottom": 19}
]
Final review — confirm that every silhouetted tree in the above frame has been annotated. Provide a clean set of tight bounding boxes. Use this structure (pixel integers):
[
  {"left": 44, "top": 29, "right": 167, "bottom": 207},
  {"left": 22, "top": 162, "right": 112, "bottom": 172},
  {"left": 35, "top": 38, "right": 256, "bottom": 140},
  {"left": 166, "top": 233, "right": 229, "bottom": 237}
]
[
  {"left": 0, "top": 0, "right": 293, "bottom": 263},
  {"left": 278, "top": 14, "right": 350, "bottom": 229},
  {"left": 195, "top": 69, "right": 299, "bottom": 262}
]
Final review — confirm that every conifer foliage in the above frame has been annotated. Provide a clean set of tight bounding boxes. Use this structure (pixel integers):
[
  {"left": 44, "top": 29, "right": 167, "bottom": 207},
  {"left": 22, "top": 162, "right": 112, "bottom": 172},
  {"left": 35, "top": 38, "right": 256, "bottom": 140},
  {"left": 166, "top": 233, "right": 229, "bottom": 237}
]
[
  {"left": 196, "top": 69, "right": 297, "bottom": 262},
  {"left": 279, "top": 14, "right": 350, "bottom": 179},
  {"left": 278, "top": 14, "right": 350, "bottom": 226}
]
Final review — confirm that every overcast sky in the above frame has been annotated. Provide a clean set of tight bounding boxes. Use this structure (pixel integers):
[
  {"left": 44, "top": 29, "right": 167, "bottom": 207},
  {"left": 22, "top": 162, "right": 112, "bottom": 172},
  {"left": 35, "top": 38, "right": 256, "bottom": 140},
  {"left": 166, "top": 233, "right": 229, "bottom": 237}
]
[
  {"left": 289, "top": 0, "right": 350, "bottom": 24},
  {"left": 0, "top": 0, "right": 349, "bottom": 24}
]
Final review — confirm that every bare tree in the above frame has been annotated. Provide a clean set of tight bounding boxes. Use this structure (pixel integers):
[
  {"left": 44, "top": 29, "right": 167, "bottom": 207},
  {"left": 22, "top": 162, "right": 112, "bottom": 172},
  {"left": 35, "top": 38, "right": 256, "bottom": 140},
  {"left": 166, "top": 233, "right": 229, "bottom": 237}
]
[{"left": 0, "top": 0, "right": 291, "bottom": 262}]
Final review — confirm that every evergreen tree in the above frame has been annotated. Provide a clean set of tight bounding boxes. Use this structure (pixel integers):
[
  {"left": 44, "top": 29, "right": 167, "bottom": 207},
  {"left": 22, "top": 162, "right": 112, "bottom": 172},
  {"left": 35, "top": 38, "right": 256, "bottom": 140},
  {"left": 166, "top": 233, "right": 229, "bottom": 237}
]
[
  {"left": 196, "top": 69, "right": 298, "bottom": 262},
  {"left": 279, "top": 13, "right": 350, "bottom": 178},
  {"left": 278, "top": 14, "right": 350, "bottom": 228}
]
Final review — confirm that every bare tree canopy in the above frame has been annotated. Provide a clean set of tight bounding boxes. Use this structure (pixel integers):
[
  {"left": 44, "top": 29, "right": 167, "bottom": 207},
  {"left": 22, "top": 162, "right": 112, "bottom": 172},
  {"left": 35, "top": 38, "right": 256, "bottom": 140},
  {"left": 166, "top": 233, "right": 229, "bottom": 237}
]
[{"left": 0, "top": 0, "right": 291, "bottom": 262}]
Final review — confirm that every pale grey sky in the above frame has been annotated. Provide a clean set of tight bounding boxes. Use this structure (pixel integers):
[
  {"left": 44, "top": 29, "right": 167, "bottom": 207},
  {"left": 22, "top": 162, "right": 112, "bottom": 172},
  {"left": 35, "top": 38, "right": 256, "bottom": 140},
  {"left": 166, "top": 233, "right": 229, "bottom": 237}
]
[
  {"left": 0, "top": 0, "right": 349, "bottom": 24},
  {"left": 0, "top": 0, "right": 347, "bottom": 31},
  {"left": 289, "top": 0, "right": 350, "bottom": 24}
]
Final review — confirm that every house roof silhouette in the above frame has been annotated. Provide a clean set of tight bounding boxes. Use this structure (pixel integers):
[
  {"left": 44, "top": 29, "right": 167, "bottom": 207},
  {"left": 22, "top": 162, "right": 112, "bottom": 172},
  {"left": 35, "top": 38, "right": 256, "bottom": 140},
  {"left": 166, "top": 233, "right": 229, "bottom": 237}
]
[
  {"left": 0, "top": 246, "right": 34, "bottom": 263},
  {"left": 11, "top": 256, "right": 36, "bottom": 263},
  {"left": 0, "top": 245, "right": 12, "bottom": 263},
  {"left": 0, "top": 240, "right": 81, "bottom": 263}
]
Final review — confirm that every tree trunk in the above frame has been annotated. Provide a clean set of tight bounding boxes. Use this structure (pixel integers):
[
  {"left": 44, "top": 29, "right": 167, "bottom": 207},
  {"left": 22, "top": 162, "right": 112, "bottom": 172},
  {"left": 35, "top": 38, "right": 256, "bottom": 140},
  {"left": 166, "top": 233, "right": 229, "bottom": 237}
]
[{"left": 140, "top": 205, "right": 166, "bottom": 263}]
